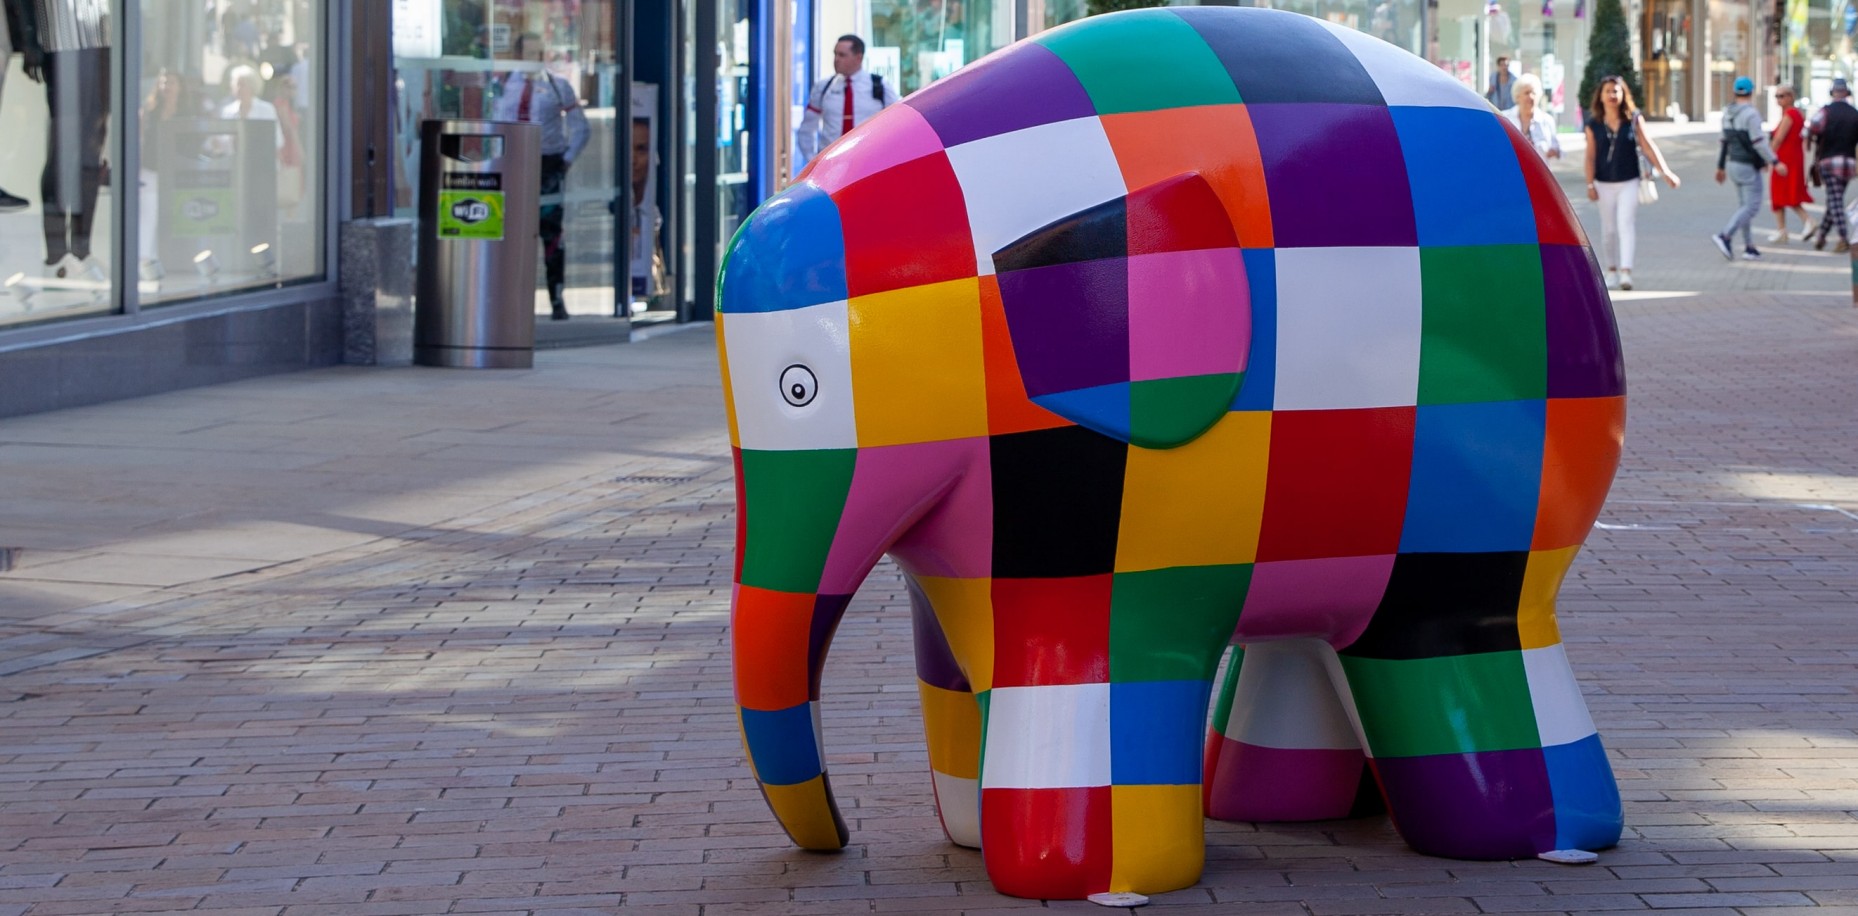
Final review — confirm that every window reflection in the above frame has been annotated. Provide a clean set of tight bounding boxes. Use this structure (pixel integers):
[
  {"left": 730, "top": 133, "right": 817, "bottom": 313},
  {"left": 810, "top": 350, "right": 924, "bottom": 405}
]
[
  {"left": 0, "top": 0, "right": 114, "bottom": 325},
  {"left": 138, "top": 0, "right": 323, "bottom": 304}
]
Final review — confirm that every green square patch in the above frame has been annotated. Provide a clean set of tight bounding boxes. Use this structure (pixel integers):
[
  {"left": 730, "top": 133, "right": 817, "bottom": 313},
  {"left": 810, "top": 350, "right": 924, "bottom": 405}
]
[
  {"left": 736, "top": 448, "right": 857, "bottom": 594},
  {"left": 1034, "top": 9, "right": 1242, "bottom": 114},
  {"left": 1418, "top": 246, "right": 1548, "bottom": 405},
  {"left": 1338, "top": 650, "right": 1539, "bottom": 758},
  {"left": 1110, "top": 564, "right": 1251, "bottom": 683},
  {"left": 1129, "top": 373, "right": 1243, "bottom": 449}
]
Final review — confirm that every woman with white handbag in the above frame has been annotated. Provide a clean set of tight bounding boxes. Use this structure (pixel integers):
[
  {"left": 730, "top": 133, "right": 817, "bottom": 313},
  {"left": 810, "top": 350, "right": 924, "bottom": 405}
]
[{"left": 1584, "top": 76, "right": 1682, "bottom": 291}]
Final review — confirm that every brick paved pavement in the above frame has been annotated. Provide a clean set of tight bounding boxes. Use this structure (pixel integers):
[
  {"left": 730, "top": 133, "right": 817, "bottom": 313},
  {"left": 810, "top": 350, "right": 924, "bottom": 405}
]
[{"left": 0, "top": 130, "right": 1854, "bottom": 914}]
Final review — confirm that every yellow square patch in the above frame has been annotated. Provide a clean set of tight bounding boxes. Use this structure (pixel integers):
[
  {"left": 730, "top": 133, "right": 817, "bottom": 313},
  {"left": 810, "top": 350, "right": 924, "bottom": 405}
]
[
  {"left": 917, "top": 682, "right": 982, "bottom": 778},
  {"left": 1519, "top": 546, "right": 1580, "bottom": 649},
  {"left": 848, "top": 278, "right": 989, "bottom": 447},
  {"left": 914, "top": 575, "right": 994, "bottom": 693},
  {"left": 715, "top": 314, "right": 741, "bottom": 448},
  {"left": 1115, "top": 412, "right": 1271, "bottom": 572},
  {"left": 1109, "top": 784, "right": 1205, "bottom": 893}
]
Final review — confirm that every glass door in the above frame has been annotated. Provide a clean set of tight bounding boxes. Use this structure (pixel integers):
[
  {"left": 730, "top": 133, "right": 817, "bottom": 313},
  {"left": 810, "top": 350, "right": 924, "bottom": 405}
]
[{"left": 391, "top": 0, "right": 622, "bottom": 321}]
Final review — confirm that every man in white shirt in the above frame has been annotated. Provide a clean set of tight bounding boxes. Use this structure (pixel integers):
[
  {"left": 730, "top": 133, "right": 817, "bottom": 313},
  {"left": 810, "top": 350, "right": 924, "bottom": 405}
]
[
  {"left": 796, "top": 34, "right": 899, "bottom": 166},
  {"left": 491, "top": 33, "right": 590, "bottom": 320}
]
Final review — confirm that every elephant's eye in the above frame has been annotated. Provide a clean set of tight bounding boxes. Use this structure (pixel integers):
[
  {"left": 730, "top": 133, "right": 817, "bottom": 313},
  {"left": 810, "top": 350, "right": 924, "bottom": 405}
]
[{"left": 779, "top": 365, "right": 818, "bottom": 407}]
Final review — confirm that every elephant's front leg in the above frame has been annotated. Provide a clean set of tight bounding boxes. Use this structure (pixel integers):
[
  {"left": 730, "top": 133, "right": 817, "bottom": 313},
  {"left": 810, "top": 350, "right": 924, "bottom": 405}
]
[
  {"left": 976, "top": 578, "right": 1234, "bottom": 899},
  {"left": 1334, "top": 552, "right": 1623, "bottom": 859}
]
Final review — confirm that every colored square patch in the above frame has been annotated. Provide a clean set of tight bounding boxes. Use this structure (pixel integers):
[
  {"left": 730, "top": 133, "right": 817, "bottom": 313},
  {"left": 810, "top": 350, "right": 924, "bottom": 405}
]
[
  {"left": 833, "top": 151, "right": 977, "bottom": 297},
  {"left": 1128, "top": 248, "right": 1250, "bottom": 382},
  {"left": 1533, "top": 395, "right": 1625, "bottom": 550},
  {"left": 981, "top": 684, "right": 1112, "bottom": 788},
  {"left": 1116, "top": 411, "right": 1270, "bottom": 572},
  {"left": 905, "top": 42, "right": 1099, "bottom": 148},
  {"left": 721, "top": 300, "right": 857, "bottom": 452},
  {"left": 1273, "top": 246, "right": 1422, "bottom": 411},
  {"left": 1108, "top": 565, "right": 1251, "bottom": 682},
  {"left": 1418, "top": 245, "right": 1549, "bottom": 405},
  {"left": 848, "top": 278, "right": 989, "bottom": 447},
  {"left": 1234, "top": 554, "right": 1394, "bottom": 646},
  {"left": 1110, "top": 680, "right": 1212, "bottom": 784},
  {"left": 1250, "top": 104, "right": 1416, "bottom": 248},
  {"left": 1393, "top": 107, "right": 1538, "bottom": 247},
  {"left": 992, "top": 575, "right": 1113, "bottom": 688},
  {"left": 1034, "top": 8, "right": 1241, "bottom": 114},
  {"left": 1344, "top": 552, "right": 1531, "bottom": 660},
  {"left": 946, "top": 118, "right": 1129, "bottom": 274},
  {"left": 1256, "top": 407, "right": 1415, "bottom": 562},
  {"left": 1401, "top": 400, "right": 1547, "bottom": 553},
  {"left": 1542, "top": 245, "right": 1626, "bottom": 398},
  {"left": 1101, "top": 104, "right": 1274, "bottom": 249},
  {"left": 1171, "top": 6, "right": 1385, "bottom": 105}
]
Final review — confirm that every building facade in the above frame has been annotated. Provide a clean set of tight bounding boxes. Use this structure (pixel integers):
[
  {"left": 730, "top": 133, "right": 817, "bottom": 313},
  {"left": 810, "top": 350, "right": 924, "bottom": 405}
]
[{"left": 0, "top": 0, "right": 1839, "bottom": 418}]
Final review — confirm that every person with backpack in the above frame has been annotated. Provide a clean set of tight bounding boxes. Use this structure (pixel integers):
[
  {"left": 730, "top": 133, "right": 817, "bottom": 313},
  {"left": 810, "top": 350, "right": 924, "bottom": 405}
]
[
  {"left": 796, "top": 34, "right": 899, "bottom": 167},
  {"left": 1712, "top": 76, "right": 1785, "bottom": 262},
  {"left": 1807, "top": 78, "right": 1858, "bottom": 252}
]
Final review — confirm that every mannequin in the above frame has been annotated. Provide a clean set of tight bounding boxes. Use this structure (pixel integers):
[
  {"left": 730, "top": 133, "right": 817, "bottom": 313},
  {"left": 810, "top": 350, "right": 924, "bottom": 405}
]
[
  {"left": 13, "top": 0, "right": 111, "bottom": 279},
  {"left": 0, "top": 0, "right": 30, "bottom": 210}
]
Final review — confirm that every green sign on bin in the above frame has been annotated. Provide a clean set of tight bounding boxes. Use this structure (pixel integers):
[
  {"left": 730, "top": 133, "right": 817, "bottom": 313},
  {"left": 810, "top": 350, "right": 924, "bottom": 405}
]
[{"left": 437, "top": 172, "right": 505, "bottom": 240}]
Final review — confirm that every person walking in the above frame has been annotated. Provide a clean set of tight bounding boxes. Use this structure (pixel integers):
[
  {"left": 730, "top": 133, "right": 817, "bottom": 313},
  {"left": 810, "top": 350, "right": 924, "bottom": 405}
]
[
  {"left": 795, "top": 34, "right": 898, "bottom": 167},
  {"left": 1807, "top": 77, "right": 1858, "bottom": 253},
  {"left": 1486, "top": 55, "right": 1515, "bottom": 110},
  {"left": 1712, "top": 76, "right": 1785, "bottom": 262},
  {"left": 1768, "top": 84, "right": 1815, "bottom": 243},
  {"left": 1501, "top": 73, "right": 1560, "bottom": 160},
  {"left": 1584, "top": 75, "right": 1680, "bottom": 291},
  {"left": 491, "top": 32, "right": 590, "bottom": 320}
]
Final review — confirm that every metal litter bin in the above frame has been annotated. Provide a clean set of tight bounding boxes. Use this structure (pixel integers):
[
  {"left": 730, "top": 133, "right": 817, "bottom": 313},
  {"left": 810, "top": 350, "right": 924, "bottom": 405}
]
[{"left": 416, "top": 119, "right": 541, "bottom": 368}]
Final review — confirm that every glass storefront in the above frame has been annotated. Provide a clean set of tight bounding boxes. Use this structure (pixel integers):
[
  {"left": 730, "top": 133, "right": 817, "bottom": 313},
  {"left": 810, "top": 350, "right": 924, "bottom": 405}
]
[
  {"left": 1779, "top": 0, "right": 1852, "bottom": 101},
  {"left": 390, "top": 0, "right": 625, "bottom": 321},
  {"left": 1436, "top": 0, "right": 1585, "bottom": 125},
  {"left": 864, "top": 0, "right": 1012, "bottom": 96},
  {"left": 0, "top": 0, "right": 328, "bottom": 330}
]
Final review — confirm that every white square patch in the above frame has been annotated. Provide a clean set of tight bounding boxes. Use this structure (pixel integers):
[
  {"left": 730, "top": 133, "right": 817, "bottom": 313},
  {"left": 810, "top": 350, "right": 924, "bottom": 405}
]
[
  {"left": 1524, "top": 644, "right": 1599, "bottom": 748},
  {"left": 981, "top": 683, "right": 1111, "bottom": 789},
  {"left": 944, "top": 117, "right": 1129, "bottom": 276},
  {"left": 1273, "top": 247, "right": 1422, "bottom": 411},
  {"left": 1317, "top": 22, "right": 1493, "bottom": 111},
  {"left": 721, "top": 301, "right": 858, "bottom": 452}
]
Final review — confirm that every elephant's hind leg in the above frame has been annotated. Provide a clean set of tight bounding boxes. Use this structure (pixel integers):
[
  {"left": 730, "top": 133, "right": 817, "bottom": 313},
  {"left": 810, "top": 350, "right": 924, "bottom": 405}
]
[
  {"left": 1203, "top": 639, "right": 1375, "bottom": 822},
  {"left": 1335, "top": 552, "right": 1623, "bottom": 859},
  {"left": 906, "top": 577, "right": 983, "bottom": 847}
]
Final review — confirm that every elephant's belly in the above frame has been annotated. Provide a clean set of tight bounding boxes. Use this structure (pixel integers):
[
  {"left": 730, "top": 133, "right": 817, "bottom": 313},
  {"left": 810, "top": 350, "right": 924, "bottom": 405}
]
[{"left": 1228, "top": 554, "right": 1392, "bottom": 646}]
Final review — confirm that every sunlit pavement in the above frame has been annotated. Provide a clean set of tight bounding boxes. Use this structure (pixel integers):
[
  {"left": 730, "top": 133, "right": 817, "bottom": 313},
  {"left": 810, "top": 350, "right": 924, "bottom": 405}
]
[{"left": 0, "top": 133, "right": 1854, "bottom": 912}]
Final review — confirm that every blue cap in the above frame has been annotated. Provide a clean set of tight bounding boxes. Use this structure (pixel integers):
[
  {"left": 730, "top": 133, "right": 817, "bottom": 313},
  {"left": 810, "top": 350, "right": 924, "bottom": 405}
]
[{"left": 1734, "top": 76, "right": 1755, "bottom": 95}]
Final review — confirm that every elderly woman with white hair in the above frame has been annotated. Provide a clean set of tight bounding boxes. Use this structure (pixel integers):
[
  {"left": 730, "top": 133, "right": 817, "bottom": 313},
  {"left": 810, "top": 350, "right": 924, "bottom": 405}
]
[{"left": 1500, "top": 73, "right": 1561, "bottom": 161}]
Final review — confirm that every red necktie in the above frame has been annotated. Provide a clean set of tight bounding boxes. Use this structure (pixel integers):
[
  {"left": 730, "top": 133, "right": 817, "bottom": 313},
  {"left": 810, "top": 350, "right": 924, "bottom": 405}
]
[
  {"left": 841, "top": 75, "right": 854, "bottom": 136},
  {"left": 517, "top": 78, "right": 534, "bottom": 121}
]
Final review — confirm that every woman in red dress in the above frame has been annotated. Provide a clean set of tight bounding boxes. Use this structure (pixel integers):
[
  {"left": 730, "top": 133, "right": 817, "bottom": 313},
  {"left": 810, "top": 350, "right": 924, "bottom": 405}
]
[{"left": 1771, "top": 84, "right": 1816, "bottom": 242}]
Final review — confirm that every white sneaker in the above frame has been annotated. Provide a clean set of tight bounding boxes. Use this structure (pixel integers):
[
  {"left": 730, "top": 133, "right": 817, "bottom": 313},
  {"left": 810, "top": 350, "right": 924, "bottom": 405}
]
[
  {"left": 1605, "top": 271, "right": 1620, "bottom": 290},
  {"left": 46, "top": 253, "right": 80, "bottom": 279},
  {"left": 77, "top": 256, "right": 107, "bottom": 284},
  {"left": 1619, "top": 270, "right": 1634, "bottom": 291}
]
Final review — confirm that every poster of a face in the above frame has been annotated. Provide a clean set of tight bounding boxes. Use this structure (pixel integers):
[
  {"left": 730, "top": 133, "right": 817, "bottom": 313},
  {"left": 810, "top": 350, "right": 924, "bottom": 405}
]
[{"left": 630, "top": 81, "right": 661, "bottom": 300}]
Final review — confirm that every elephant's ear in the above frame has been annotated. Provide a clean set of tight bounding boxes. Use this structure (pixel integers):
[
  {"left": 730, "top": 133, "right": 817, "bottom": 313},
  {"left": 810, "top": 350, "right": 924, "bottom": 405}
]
[{"left": 991, "top": 172, "right": 1252, "bottom": 450}]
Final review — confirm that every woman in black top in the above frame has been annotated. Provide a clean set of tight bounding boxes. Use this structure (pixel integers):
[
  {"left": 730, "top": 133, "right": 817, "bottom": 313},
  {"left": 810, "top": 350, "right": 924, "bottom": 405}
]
[{"left": 1583, "top": 76, "right": 1681, "bottom": 291}]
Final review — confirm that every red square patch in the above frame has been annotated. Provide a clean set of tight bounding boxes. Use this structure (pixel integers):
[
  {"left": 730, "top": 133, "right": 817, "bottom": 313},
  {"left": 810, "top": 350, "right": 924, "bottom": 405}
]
[
  {"left": 981, "top": 786, "right": 1112, "bottom": 898},
  {"left": 1257, "top": 407, "right": 1416, "bottom": 562},
  {"left": 831, "top": 151, "right": 978, "bottom": 298},
  {"left": 991, "top": 575, "right": 1112, "bottom": 688}
]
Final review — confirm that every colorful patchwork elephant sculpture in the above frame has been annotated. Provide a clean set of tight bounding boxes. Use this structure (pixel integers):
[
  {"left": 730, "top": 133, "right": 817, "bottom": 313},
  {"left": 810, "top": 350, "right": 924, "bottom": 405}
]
[{"left": 718, "top": 6, "right": 1626, "bottom": 901}]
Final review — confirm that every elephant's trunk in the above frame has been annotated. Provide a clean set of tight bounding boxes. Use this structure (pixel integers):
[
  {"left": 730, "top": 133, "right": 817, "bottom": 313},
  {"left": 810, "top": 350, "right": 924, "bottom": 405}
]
[
  {"left": 728, "top": 447, "right": 862, "bottom": 850},
  {"left": 731, "top": 580, "right": 852, "bottom": 849}
]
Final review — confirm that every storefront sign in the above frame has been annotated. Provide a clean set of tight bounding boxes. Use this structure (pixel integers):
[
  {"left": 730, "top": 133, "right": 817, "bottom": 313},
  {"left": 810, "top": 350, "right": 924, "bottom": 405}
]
[{"left": 437, "top": 173, "right": 505, "bottom": 240}]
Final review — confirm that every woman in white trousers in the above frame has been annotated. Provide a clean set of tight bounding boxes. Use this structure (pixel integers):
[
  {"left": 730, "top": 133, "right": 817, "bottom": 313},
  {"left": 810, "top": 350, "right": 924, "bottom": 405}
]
[{"left": 1583, "top": 76, "right": 1681, "bottom": 291}]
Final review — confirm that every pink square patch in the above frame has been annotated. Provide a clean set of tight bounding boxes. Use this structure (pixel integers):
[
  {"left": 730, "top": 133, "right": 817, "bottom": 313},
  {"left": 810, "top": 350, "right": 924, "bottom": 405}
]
[
  {"left": 1235, "top": 554, "right": 1395, "bottom": 647},
  {"left": 1127, "top": 248, "right": 1250, "bottom": 383}
]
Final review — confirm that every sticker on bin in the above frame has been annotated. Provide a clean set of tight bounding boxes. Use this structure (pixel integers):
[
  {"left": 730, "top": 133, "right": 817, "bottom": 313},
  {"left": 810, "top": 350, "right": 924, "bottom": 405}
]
[{"left": 437, "top": 172, "right": 506, "bottom": 240}]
